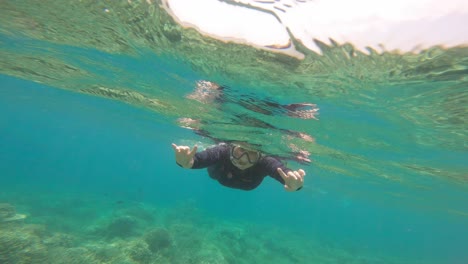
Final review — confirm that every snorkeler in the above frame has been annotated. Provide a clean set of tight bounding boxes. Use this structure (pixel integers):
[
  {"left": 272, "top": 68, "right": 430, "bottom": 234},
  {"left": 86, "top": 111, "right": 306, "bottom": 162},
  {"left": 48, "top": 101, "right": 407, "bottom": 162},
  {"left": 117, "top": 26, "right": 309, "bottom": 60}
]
[{"left": 172, "top": 142, "right": 305, "bottom": 191}]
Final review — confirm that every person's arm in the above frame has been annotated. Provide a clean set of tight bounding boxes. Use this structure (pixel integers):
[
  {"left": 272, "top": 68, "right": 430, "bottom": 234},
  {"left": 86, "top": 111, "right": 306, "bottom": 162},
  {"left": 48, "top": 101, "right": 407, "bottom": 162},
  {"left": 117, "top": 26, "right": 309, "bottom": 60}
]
[
  {"left": 172, "top": 143, "right": 227, "bottom": 169},
  {"left": 261, "top": 156, "right": 291, "bottom": 183},
  {"left": 191, "top": 144, "right": 228, "bottom": 169},
  {"left": 261, "top": 156, "right": 305, "bottom": 191}
]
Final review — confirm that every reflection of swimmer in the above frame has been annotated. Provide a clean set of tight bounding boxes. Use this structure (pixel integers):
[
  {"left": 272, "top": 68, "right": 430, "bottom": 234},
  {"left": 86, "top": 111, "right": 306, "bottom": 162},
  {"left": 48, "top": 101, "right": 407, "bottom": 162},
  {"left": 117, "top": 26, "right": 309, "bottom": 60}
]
[
  {"left": 181, "top": 80, "right": 318, "bottom": 164},
  {"left": 187, "top": 81, "right": 319, "bottom": 120},
  {"left": 0, "top": 203, "right": 26, "bottom": 222},
  {"left": 172, "top": 142, "right": 305, "bottom": 191}
]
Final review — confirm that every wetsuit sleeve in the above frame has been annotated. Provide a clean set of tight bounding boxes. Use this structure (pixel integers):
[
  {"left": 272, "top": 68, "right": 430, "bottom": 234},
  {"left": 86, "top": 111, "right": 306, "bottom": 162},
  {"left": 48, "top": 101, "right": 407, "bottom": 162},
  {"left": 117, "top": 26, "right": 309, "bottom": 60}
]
[
  {"left": 261, "top": 156, "right": 291, "bottom": 185},
  {"left": 191, "top": 144, "right": 228, "bottom": 169}
]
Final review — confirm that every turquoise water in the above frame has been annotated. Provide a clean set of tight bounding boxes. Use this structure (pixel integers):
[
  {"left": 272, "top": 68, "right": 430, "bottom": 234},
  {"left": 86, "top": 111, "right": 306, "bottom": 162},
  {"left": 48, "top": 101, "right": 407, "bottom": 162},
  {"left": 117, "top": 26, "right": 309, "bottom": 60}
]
[{"left": 1, "top": 1, "right": 468, "bottom": 263}]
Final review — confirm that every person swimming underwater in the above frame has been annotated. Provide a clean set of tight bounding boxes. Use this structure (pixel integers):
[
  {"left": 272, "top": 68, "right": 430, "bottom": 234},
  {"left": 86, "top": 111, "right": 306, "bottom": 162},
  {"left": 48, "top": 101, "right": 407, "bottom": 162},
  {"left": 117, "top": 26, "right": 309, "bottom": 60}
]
[{"left": 172, "top": 142, "right": 305, "bottom": 191}]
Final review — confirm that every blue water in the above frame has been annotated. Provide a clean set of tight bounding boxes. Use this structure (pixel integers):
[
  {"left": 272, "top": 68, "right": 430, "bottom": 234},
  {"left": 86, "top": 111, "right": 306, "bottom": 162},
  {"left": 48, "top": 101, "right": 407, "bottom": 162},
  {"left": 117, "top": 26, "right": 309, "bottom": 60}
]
[
  {"left": 1, "top": 1, "right": 468, "bottom": 263},
  {"left": 1, "top": 73, "right": 467, "bottom": 263}
]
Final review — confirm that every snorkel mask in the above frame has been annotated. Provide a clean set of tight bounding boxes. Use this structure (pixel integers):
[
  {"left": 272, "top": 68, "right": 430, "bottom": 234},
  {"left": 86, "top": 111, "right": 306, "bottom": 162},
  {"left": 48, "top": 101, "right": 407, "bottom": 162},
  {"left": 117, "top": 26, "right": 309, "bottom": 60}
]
[{"left": 229, "top": 144, "right": 262, "bottom": 165}]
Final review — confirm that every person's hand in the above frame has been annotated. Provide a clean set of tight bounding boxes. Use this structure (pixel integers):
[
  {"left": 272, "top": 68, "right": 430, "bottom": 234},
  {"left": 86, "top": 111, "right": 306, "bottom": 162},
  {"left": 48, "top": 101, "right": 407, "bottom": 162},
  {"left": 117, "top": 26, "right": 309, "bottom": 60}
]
[
  {"left": 172, "top": 143, "right": 198, "bottom": 168},
  {"left": 277, "top": 168, "right": 306, "bottom": 191}
]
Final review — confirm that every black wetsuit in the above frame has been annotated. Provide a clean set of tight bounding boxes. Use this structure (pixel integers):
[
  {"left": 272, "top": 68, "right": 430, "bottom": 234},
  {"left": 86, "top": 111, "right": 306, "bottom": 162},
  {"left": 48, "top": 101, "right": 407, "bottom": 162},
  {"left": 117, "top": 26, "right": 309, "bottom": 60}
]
[{"left": 190, "top": 144, "right": 292, "bottom": 191}]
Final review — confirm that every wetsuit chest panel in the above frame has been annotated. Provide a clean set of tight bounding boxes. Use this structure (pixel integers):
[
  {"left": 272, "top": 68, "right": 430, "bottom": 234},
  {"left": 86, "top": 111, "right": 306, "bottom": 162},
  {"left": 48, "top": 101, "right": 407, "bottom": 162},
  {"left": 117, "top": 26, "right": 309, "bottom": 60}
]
[
  {"left": 207, "top": 162, "right": 265, "bottom": 190},
  {"left": 194, "top": 144, "right": 288, "bottom": 191}
]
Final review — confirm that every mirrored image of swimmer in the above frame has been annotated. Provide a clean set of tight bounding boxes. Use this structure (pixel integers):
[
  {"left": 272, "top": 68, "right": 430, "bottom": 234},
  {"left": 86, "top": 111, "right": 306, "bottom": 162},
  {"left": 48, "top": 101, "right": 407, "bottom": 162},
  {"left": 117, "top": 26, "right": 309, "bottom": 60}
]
[
  {"left": 186, "top": 80, "right": 319, "bottom": 120},
  {"left": 179, "top": 80, "right": 319, "bottom": 164},
  {"left": 172, "top": 142, "right": 305, "bottom": 192}
]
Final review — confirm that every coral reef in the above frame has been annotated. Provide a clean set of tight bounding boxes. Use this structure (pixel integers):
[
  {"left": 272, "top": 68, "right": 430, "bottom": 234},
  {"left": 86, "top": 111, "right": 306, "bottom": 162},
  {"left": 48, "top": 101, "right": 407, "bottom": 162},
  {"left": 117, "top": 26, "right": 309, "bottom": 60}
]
[
  {"left": 101, "top": 215, "right": 139, "bottom": 239},
  {"left": 0, "top": 193, "right": 419, "bottom": 264},
  {"left": 143, "top": 228, "right": 172, "bottom": 253},
  {"left": 42, "top": 233, "right": 76, "bottom": 248},
  {"left": 48, "top": 247, "right": 99, "bottom": 264},
  {"left": 0, "top": 203, "right": 26, "bottom": 222},
  {"left": 118, "top": 204, "right": 157, "bottom": 224},
  {"left": 105, "top": 216, "right": 138, "bottom": 238},
  {"left": 126, "top": 240, "right": 152, "bottom": 263},
  {"left": 0, "top": 226, "right": 48, "bottom": 264}
]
